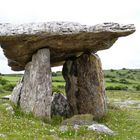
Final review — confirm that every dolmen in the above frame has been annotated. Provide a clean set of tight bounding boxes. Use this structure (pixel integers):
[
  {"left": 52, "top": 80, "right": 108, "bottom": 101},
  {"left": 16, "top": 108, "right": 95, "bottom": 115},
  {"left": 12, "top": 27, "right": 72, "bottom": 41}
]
[{"left": 0, "top": 22, "right": 135, "bottom": 119}]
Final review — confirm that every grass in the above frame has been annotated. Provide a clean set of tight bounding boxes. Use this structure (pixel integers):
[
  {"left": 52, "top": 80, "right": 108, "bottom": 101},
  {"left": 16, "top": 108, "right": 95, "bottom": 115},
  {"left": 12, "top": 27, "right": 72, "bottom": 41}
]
[
  {"left": 1, "top": 68, "right": 140, "bottom": 92},
  {"left": 2, "top": 75, "right": 21, "bottom": 84},
  {"left": 52, "top": 76, "right": 65, "bottom": 82},
  {"left": 0, "top": 91, "right": 140, "bottom": 139},
  {"left": 99, "top": 107, "right": 140, "bottom": 140},
  {"left": 0, "top": 69, "right": 140, "bottom": 139},
  {"left": 0, "top": 104, "right": 57, "bottom": 139},
  {"left": 104, "top": 69, "right": 140, "bottom": 91}
]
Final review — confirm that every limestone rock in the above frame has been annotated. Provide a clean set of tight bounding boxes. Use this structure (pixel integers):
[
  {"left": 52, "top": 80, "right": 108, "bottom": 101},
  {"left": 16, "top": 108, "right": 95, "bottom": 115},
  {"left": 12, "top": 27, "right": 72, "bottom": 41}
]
[
  {"left": 1, "top": 95, "right": 11, "bottom": 100},
  {"left": 60, "top": 123, "right": 114, "bottom": 136},
  {"left": 51, "top": 92, "right": 71, "bottom": 117},
  {"left": 10, "top": 77, "right": 23, "bottom": 105},
  {"left": 0, "top": 22, "right": 135, "bottom": 71},
  {"left": 62, "top": 53, "right": 106, "bottom": 118},
  {"left": 60, "top": 114, "right": 114, "bottom": 135},
  {"left": 19, "top": 48, "right": 52, "bottom": 118},
  {"left": 61, "top": 114, "right": 94, "bottom": 126},
  {"left": 0, "top": 133, "right": 6, "bottom": 137},
  {"left": 59, "top": 125, "right": 68, "bottom": 132},
  {"left": 88, "top": 123, "right": 114, "bottom": 135}
]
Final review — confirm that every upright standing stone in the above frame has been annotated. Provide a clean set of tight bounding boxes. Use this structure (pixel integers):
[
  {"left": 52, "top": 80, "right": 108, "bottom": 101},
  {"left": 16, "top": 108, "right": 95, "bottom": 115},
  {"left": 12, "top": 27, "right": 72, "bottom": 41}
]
[
  {"left": 62, "top": 53, "right": 106, "bottom": 119},
  {"left": 20, "top": 48, "right": 52, "bottom": 118}
]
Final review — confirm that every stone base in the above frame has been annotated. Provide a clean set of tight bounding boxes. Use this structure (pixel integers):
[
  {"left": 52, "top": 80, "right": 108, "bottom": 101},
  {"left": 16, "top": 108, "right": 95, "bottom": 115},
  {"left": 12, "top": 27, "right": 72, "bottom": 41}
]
[{"left": 62, "top": 53, "right": 107, "bottom": 119}]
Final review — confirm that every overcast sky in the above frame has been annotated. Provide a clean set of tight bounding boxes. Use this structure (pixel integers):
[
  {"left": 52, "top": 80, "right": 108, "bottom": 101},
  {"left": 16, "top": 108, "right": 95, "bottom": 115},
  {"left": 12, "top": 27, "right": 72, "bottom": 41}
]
[{"left": 0, "top": 0, "right": 140, "bottom": 73}]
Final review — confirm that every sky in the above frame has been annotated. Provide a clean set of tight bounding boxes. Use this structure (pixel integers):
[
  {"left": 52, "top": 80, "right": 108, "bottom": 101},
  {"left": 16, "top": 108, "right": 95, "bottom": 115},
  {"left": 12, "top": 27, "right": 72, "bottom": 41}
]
[{"left": 0, "top": 0, "right": 140, "bottom": 73}]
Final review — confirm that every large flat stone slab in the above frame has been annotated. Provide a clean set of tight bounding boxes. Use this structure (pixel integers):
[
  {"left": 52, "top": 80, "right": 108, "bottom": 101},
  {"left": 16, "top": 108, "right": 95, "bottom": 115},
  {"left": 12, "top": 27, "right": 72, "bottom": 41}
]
[{"left": 0, "top": 22, "right": 135, "bottom": 71}]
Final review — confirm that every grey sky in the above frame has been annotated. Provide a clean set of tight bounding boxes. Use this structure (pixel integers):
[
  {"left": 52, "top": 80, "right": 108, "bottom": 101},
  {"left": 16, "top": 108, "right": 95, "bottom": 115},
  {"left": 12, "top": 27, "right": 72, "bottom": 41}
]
[{"left": 0, "top": 0, "right": 140, "bottom": 73}]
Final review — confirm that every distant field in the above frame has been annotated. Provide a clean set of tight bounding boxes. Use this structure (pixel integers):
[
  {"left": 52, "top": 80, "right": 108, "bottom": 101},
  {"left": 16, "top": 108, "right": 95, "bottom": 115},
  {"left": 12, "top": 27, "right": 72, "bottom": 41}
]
[
  {"left": 2, "top": 75, "right": 22, "bottom": 83},
  {"left": 1, "top": 69, "right": 140, "bottom": 93},
  {"left": 104, "top": 69, "right": 140, "bottom": 91}
]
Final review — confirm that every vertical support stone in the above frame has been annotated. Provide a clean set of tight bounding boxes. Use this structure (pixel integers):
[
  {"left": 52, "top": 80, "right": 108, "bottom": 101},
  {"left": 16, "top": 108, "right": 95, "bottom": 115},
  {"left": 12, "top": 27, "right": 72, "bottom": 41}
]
[
  {"left": 62, "top": 53, "right": 106, "bottom": 119},
  {"left": 20, "top": 48, "right": 52, "bottom": 118}
]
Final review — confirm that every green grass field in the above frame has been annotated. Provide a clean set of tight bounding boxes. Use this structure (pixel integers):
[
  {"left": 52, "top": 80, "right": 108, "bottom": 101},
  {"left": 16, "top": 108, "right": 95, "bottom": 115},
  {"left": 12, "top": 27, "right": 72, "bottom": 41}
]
[
  {"left": 0, "top": 69, "right": 140, "bottom": 139},
  {"left": 104, "top": 69, "right": 140, "bottom": 91},
  {"left": 1, "top": 74, "right": 22, "bottom": 84},
  {"left": 1, "top": 68, "right": 140, "bottom": 92}
]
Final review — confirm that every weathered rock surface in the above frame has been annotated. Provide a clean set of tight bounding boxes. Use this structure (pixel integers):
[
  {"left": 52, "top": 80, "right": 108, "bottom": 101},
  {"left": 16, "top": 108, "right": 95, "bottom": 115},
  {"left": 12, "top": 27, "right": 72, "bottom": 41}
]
[
  {"left": 0, "top": 133, "right": 6, "bottom": 138},
  {"left": 62, "top": 53, "right": 106, "bottom": 118},
  {"left": 112, "top": 99, "right": 140, "bottom": 109},
  {"left": 61, "top": 114, "right": 94, "bottom": 126},
  {"left": 10, "top": 77, "right": 23, "bottom": 105},
  {"left": 0, "top": 22, "right": 135, "bottom": 71},
  {"left": 88, "top": 123, "right": 114, "bottom": 135},
  {"left": 19, "top": 48, "right": 52, "bottom": 118},
  {"left": 1, "top": 95, "right": 11, "bottom": 100},
  {"left": 60, "top": 114, "right": 114, "bottom": 135},
  {"left": 60, "top": 124, "right": 114, "bottom": 136},
  {"left": 51, "top": 92, "right": 71, "bottom": 117}
]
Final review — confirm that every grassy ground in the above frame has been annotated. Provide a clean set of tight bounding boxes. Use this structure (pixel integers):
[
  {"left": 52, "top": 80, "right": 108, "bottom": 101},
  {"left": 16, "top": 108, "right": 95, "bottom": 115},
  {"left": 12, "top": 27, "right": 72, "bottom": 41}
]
[
  {"left": 0, "top": 69, "right": 140, "bottom": 139},
  {"left": 0, "top": 91, "right": 140, "bottom": 139}
]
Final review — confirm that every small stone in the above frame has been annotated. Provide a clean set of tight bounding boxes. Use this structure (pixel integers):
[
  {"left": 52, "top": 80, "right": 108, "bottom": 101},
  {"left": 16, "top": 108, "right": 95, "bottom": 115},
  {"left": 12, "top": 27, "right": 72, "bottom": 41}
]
[
  {"left": 0, "top": 133, "right": 6, "bottom": 137},
  {"left": 1, "top": 95, "right": 11, "bottom": 100},
  {"left": 59, "top": 125, "right": 68, "bottom": 132},
  {"left": 6, "top": 106, "right": 14, "bottom": 114},
  {"left": 61, "top": 114, "right": 94, "bottom": 126},
  {"left": 60, "top": 117, "right": 114, "bottom": 136},
  {"left": 51, "top": 92, "right": 71, "bottom": 117},
  {"left": 73, "top": 124, "right": 80, "bottom": 129},
  {"left": 88, "top": 123, "right": 114, "bottom": 135}
]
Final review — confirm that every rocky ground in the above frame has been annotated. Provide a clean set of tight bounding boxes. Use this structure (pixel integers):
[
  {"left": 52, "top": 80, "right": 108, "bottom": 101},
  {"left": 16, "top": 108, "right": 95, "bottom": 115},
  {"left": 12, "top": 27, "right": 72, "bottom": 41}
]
[{"left": 111, "top": 99, "right": 140, "bottom": 109}]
